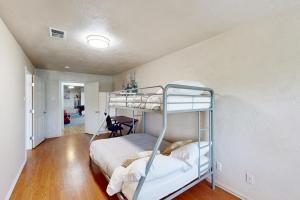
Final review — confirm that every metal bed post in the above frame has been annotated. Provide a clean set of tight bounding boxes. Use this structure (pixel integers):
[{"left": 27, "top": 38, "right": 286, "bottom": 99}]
[
  {"left": 132, "top": 110, "right": 135, "bottom": 134},
  {"left": 125, "top": 92, "right": 128, "bottom": 107},
  {"left": 210, "top": 90, "right": 216, "bottom": 189},
  {"left": 132, "top": 87, "right": 168, "bottom": 200},
  {"left": 90, "top": 92, "right": 113, "bottom": 144},
  {"left": 89, "top": 105, "right": 110, "bottom": 144},
  {"left": 143, "top": 111, "right": 146, "bottom": 133},
  {"left": 107, "top": 106, "right": 111, "bottom": 122},
  {"left": 197, "top": 111, "right": 201, "bottom": 179}
]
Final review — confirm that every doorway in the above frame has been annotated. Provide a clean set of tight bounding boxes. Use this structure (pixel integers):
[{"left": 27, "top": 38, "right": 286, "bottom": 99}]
[{"left": 62, "top": 83, "right": 85, "bottom": 136}]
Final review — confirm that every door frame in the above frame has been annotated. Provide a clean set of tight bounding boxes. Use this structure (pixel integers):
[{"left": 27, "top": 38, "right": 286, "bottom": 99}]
[
  {"left": 59, "top": 81, "right": 85, "bottom": 136},
  {"left": 25, "top": 66, "right": 33, "bottom": 150}
]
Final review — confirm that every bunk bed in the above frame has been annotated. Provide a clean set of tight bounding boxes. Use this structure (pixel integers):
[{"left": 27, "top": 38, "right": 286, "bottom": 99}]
[{"left": 89, "top": 83, "right": 215, "bottom": 200}]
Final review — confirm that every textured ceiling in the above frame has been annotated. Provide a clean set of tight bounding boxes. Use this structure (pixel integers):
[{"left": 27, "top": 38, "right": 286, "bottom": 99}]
[{"left": 0, "top": 0, "right": 299, "bottom": 75}]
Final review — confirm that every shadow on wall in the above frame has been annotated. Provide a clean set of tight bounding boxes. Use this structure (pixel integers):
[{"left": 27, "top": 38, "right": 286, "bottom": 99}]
[{"left": 213, "top": 94, "right": 293, "bottom": 198}]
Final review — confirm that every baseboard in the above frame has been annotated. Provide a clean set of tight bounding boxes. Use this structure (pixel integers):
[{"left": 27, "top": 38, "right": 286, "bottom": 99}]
[
  {"left": 215, "top": 181, "right": 250, "bottom": 200},
  {"left": 206, "top": 178, "right": 251, "bottom": 200},
  {"left": 4, "top": 158, "right": 27, "bottom": 200},
  {"left": 45, "top": 135, "right": 60, "bottom": 139}
]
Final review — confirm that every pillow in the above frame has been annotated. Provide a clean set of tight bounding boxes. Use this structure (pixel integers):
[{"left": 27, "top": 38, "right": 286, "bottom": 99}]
[
  {"left": 170, "top": 141, "right": 209, "bottom": 166},
  {"left": 107, "top": 166, "right": 127, "bottom": 196},
  {"left": 162, "top": 140, "right": 193, "bottom": 155},
  {"left": 156, "top": 80, "right": 205, "bottom": 95},
  {"left": 124, "top": 154, "right": 190, "bottom": 182},
  {"left": 122, "top": 151, "right": 160, "bottom": 168}
]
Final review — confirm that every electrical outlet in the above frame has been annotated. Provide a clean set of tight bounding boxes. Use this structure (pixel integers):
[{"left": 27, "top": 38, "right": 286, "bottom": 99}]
[
  {"left": 246, "top": 172, "right": 254, "bottom": 184},
  {"left": 216, "top": 161, "right": 222, "bottom": 172}
]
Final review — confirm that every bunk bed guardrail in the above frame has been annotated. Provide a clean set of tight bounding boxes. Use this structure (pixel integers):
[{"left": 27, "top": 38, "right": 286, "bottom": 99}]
[{"left": 108, "top": 85, "right": 213, "bottom": 113}]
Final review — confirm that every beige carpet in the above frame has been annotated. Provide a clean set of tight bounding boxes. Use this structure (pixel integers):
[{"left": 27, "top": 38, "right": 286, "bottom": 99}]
[{"left": 64, "top": 125, "right": 85, "bottom": 136}]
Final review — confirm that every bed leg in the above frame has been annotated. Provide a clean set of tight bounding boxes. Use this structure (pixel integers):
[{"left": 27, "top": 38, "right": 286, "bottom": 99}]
[{"left": 211, "top": 173, "right": 216, "bottom": 190}]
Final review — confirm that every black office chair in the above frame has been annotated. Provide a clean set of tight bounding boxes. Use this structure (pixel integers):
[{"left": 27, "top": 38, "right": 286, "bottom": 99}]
[{"left": 106, "top": 114, "right": 123, "bottom": 137}]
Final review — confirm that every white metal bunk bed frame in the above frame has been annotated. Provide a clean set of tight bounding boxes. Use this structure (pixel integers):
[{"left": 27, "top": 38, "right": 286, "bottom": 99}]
[{"left": 90, "top": 84, "right": 215, "bottom": 200}]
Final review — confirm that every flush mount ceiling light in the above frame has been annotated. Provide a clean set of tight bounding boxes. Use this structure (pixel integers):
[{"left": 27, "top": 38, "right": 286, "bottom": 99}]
[
  {"left": 87, "top": 35, "right": 110, "bottom": 48},
  {"left": 65, "top": 66, "right": 70, "bottom": 69},
  {"left": 63, "top": 83, "right": 84, "bottom": 87}
]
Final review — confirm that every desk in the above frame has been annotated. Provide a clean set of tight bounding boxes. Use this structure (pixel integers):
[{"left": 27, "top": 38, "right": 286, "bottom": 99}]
[{"left": 111, "top": 116, "right": 138, "bottom": 135}]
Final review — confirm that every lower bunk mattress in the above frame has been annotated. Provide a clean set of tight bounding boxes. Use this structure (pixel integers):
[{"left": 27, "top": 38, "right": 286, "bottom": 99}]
[
  {"left": 90, "top": 133, "right": 170, "bottom": 177},
  {"left": 90, "top": 133, "right": 210, "bottom": 200}
]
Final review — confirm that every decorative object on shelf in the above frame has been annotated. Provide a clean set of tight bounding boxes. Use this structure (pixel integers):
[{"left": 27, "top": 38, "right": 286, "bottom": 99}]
[
  {"left": 122, "top": 71, "right": 138, "bottom": 94},
  {"left": 130, "top": 79, "right": 138, "bottom": 93}
]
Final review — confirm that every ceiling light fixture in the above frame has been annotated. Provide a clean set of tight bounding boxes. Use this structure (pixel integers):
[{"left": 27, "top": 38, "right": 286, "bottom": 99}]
[
  {"left": 87, "top": 35, "right": 110, "bottom": 48},
  {"left": 68, "top": 86, "right": 74, "bottom": 89},
  {"left": 65, "top": 66, "right": 70, "bottom": 69},
  {"left": 63, "top": 83, "right": 84, "bottom": 87}
]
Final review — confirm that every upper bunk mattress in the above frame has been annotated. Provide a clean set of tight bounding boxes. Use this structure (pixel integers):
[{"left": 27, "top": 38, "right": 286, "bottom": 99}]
[
  {"left": 90, "top": 133, "right": 170, "bottom": 177},
  {"left": 109, "top": 95, "right": 211, "bottom": 112}
]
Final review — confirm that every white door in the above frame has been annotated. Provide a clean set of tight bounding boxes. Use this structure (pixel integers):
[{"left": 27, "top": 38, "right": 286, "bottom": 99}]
[
  {"left": 85, "top": 82, "right": 100, "bottom": 134},
  {"left": 99, "top": 92, "right": 114, "bottom": 133},
  {"left": 33, "top": 75, "right": 46, "bottom": 148},
  {"left": 25, "top": 71, "right": 33, "bottom": 149}
]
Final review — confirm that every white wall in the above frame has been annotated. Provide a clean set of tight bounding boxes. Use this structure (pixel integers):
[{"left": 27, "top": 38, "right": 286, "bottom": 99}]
[
  {"left": 81, "top": 91, "right": 85, "bottom": 105},
  {"left": 0, "top": 18, "right": 34, "bottom": 200},
  {"left": 36, "top": 69, "right": 113, "bottom": 138},
  {"left": 113, "top": 8, "right": 300, "bottom": 200}
]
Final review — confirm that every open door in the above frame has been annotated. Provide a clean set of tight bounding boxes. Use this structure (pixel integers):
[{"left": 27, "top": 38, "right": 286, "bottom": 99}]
[
  {"left": 85, "top": 82, "right": 100, "bottom": 134},
  {"left": 33, "top": 75, "right": 46, "bottom": 148},
  {"left": 98, "top": 92, "right": 109, "bottom": 133}
]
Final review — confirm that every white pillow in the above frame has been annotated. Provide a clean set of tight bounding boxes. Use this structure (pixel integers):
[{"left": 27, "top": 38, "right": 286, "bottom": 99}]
[
  {"left": 170, "top": 141, "right": 209, "bottom": 166},
  {"left": 156, "top": 80, "right": 205, "bottom": 95},
  {"left": 107, "top": 166, "right": 127, "bottom": 196},
  {"left": 124, "top": 154, "right": 190, "bottom": 182}
]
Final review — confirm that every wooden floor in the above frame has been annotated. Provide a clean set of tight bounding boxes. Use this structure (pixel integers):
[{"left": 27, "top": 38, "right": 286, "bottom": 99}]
[{"left": 11, "top": 134, "right": 239, "bottom": 200}]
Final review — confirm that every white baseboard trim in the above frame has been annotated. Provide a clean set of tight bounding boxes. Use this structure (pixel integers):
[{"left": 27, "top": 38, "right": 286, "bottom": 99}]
[
  {"left": 46, "top": 135, "right": 61, "bottom": 139},
  {"left": 206, "top": 178, "right": 251, "bottom": 200},
  {"left": 215, "top": 181, "right": 249, "bottom": 200},
  {"left": 4, "top": 158, "right": 27, "bottom": 200}
]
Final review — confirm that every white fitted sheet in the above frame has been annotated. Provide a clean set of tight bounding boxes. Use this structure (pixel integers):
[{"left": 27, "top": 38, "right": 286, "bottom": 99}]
[
  {"left": 122, "top": 157, "right": 210, "bottom": 200},
  {"left": 90, "top": 133, "right": 170, "bottom": 177},
  {"left": 109, "top": 95, "right": 211, "bottom": 111}
]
